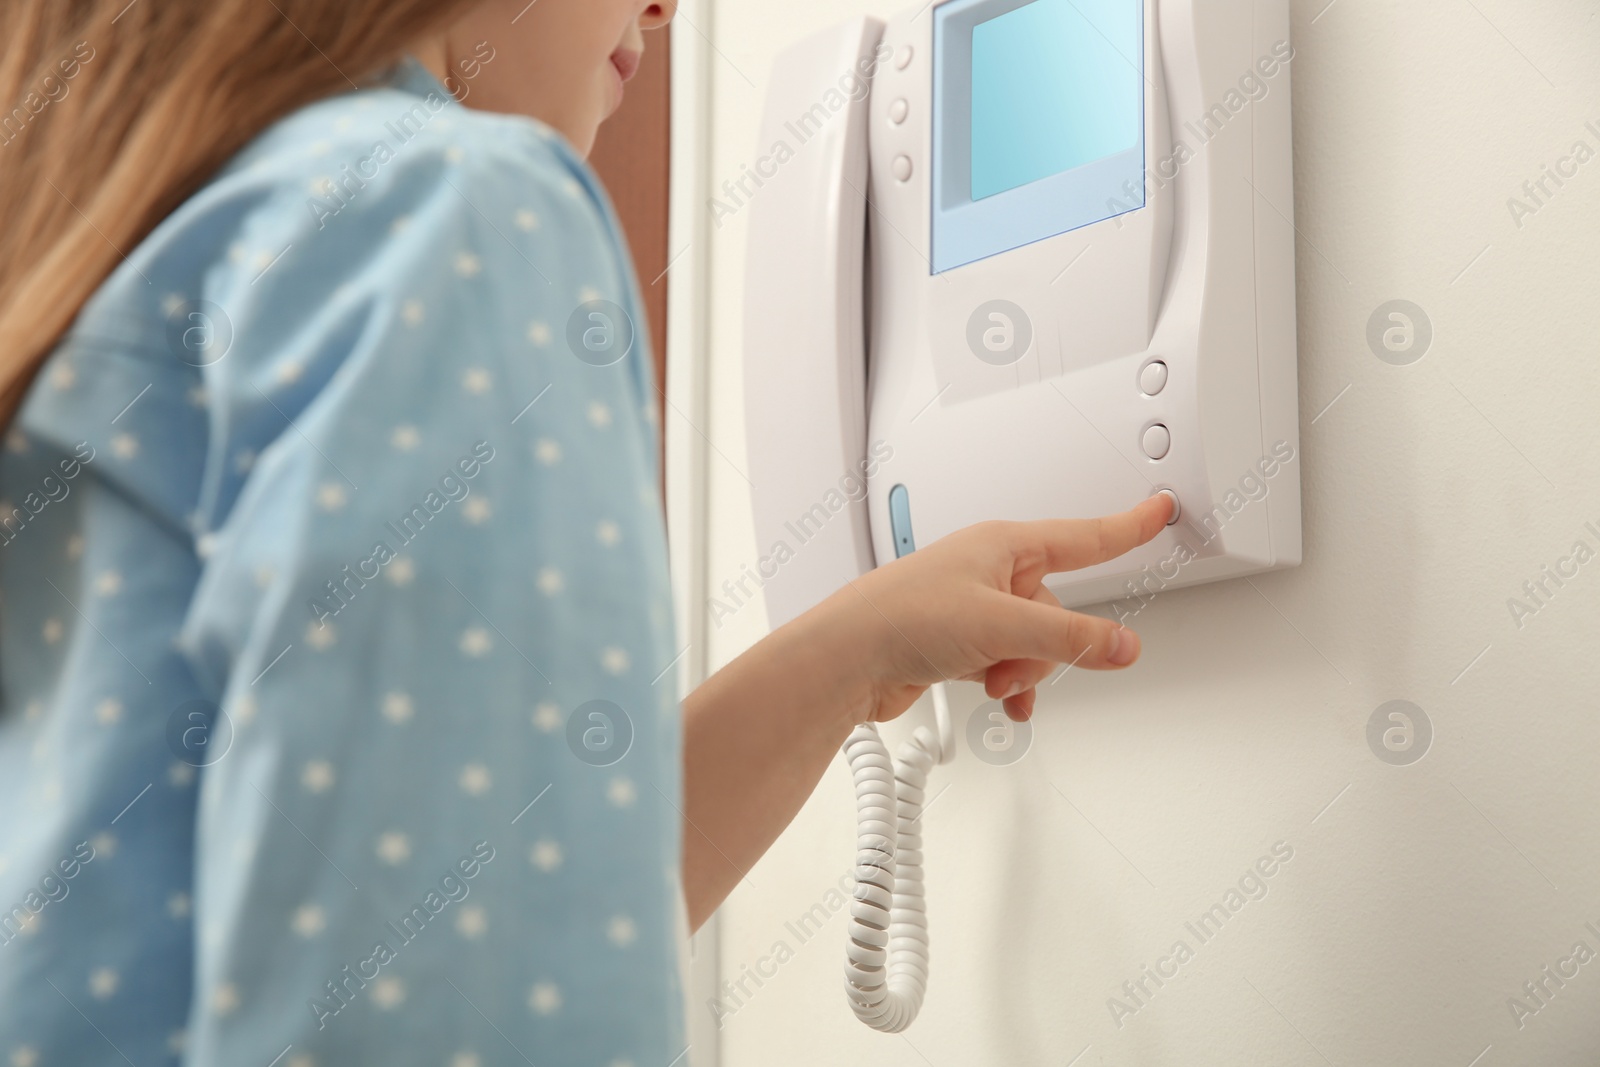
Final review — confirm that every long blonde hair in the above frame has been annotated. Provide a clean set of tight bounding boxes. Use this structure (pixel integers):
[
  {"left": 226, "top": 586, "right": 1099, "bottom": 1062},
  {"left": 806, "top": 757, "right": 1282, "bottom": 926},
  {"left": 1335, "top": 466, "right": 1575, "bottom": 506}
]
[{"left": 0, "top": 0, "right": 483, "bottom": 422}]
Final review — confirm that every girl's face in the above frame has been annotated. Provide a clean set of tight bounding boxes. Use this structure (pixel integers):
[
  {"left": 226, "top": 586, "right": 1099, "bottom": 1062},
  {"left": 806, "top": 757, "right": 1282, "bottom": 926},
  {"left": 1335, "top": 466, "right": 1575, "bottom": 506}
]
[{"left": 422, "top": 0, "right": 676, "bottom": 156}]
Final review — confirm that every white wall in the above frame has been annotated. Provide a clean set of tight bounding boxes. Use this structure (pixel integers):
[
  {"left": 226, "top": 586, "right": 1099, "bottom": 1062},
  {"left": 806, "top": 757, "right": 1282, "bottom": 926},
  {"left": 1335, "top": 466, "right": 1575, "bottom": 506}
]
[{"left": 687, "top": 1, "right": 1600, "bottom": 1063}]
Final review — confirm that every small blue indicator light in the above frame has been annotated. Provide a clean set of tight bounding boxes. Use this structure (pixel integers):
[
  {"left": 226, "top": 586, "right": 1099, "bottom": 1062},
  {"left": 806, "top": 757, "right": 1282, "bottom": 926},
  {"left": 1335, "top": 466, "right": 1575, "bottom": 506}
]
[{"left": 888, "top": 484, "right": 916, "bottom": 558}]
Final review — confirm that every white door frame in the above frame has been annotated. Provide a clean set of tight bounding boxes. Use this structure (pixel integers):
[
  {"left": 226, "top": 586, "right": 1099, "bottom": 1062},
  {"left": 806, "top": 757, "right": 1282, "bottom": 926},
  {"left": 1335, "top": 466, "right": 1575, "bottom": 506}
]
[{"left": 667, "top": 7, "right": 719, "bottom": 1065}]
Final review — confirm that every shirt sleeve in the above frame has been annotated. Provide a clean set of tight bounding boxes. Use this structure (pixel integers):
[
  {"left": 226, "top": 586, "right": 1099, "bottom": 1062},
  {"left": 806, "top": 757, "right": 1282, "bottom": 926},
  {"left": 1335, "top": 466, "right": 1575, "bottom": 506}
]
[{"left": 172, "top": 99, "right": 685, "bottom": 1065}]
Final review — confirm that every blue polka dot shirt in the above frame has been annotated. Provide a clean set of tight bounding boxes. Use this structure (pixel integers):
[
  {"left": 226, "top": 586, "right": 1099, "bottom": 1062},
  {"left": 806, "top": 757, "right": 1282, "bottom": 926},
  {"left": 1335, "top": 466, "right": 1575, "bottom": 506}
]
[{"left": 0, "top": 58, "right": 685, "bottom": 1067}]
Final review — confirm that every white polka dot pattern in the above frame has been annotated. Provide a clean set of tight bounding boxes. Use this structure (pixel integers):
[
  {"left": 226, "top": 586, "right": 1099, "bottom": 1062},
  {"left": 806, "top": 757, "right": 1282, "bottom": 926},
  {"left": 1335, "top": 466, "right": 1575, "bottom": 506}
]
[{"left": 0, "top": 56, "right": 682, "bottom": 1067}]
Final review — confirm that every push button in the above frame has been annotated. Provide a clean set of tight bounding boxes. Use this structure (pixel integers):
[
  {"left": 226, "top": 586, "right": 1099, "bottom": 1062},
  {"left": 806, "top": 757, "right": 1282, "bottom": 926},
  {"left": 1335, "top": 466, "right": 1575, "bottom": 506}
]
[
  {"left": 892, "top": 154, "right": 913, "bottom": 182},
  {"left": 1139, "top": 360, "right": 1168, "bottom": 396},
  {"left": 895, "top": 45, "right": 914, "bottom": 70},
  {"left": 889, "top": 98, "right": 908, "bottom": 125},
  {"left": 1142, "top": 423, "right": 1171, "bottom": 460},
  {"left": 1155, "top": 489, "right": 1180, "bottom": 525}
]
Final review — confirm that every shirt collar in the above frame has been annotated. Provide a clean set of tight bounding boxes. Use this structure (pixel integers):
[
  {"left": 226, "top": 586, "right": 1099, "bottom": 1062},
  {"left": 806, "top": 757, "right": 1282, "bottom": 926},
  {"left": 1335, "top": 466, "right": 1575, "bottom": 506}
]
[{"left": 382, "top": 54, "right": 457, "bottom": 105}]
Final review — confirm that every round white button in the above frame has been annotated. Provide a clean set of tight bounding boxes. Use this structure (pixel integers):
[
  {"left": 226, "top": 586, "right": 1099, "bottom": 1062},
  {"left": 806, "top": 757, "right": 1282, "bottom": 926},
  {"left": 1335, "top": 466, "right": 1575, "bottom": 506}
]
[
  {"left": 895, "top": 45, "right": 914, "bottom": 70},
  {"left": 1155, "top": 489, "right": 1180, "bottom": 525},
  {"left": 889, "top": 98, "right": 909, "bottom": 125},
  {"left": 1142, "top": 423, "right": 1171, "bottom": 460},
  {"left": 892, "top": 155, "right": 913, "bottom": 182},
  {"left": 1139, "top": 359, "right": 1168, "bottom": 396}
]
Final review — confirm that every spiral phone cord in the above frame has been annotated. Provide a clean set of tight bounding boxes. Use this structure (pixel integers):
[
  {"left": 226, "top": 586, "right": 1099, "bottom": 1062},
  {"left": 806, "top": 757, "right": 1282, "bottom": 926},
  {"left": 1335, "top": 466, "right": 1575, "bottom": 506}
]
[{"left": 842, "top": 718, "right": 942, "bottom": 1032}]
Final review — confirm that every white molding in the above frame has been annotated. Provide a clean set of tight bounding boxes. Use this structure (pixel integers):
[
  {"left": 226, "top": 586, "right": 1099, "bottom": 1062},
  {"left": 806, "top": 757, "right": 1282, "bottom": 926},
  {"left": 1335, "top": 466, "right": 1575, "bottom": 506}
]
[{"left": 665, "top": 6, "right": 719, "bottom": 1066}]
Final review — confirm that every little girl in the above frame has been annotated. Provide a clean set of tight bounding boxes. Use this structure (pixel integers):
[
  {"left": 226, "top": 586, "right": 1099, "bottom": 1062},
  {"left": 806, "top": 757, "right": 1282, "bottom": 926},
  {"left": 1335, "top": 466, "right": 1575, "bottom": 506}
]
[{"left": 0, "top": 1, "right": 1167, "bottom": 1062}]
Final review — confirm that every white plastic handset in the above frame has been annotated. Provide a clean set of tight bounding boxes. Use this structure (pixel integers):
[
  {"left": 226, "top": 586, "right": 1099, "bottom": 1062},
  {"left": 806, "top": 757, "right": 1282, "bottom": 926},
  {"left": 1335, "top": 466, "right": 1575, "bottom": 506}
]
[
  {"left": 741, "top": 18, "right": 949, "bottom": 1034},
  {"left": 741, "top": 17, "right": 883, "bottom": 630}
]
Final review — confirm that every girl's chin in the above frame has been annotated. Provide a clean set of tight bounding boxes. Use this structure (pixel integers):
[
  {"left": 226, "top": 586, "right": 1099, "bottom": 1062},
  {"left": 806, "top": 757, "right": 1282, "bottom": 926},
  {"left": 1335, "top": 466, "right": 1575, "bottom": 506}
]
[{"left": 570, "top": 116, "right": 604, "bottom": 158}]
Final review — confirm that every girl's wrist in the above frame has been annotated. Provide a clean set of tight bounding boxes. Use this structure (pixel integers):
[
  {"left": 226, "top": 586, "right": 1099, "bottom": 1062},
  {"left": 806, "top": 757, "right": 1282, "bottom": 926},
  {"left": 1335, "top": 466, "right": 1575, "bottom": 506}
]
[{"left": 797, "top": 579, "right": 895, "bottom": 730}]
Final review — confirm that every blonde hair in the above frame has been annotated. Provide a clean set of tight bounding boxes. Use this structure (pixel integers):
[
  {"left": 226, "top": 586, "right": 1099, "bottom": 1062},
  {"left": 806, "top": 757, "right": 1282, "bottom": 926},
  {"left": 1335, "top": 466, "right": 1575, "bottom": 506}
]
[{"left": 0, "top": 0, "right": 482, "bottom": 422}]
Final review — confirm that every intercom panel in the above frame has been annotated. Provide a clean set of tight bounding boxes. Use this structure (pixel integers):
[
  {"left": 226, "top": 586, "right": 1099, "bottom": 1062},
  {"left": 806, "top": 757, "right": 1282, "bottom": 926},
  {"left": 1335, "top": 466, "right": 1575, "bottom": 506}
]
[{"left": 744, "top": 0, "right": 1301, "bottom": 627}]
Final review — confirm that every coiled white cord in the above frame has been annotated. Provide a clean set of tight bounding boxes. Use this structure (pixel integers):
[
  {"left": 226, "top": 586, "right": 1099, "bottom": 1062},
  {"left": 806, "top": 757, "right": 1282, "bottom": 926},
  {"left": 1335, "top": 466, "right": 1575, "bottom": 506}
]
[{"left": 842, "top": 682, "right": 954, "bottom": 1032}]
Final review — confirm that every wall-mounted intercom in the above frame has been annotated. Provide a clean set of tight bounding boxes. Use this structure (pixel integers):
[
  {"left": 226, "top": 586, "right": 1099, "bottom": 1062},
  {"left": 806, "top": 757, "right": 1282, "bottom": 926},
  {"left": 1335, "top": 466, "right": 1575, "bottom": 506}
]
[{"left": 742, "top": 0, "right": 1300, "bottom": 1032}]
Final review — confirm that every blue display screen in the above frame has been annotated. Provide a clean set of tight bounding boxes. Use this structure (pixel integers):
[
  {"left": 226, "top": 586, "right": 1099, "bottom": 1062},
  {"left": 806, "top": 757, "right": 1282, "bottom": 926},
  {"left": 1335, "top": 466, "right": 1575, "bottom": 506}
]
[
  {"left": 969, "top": 0, "right": 1142, "bottom": 200},
  {"left": 930, "top": 0, "right": 1146, "bottom": 272}
]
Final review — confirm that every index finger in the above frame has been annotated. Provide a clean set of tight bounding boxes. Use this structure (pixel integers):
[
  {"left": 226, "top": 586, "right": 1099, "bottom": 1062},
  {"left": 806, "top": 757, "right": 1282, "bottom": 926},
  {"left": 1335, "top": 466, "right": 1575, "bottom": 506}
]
[{"left": 1011, "top": 493, "right": 1173, "bottom": 578}]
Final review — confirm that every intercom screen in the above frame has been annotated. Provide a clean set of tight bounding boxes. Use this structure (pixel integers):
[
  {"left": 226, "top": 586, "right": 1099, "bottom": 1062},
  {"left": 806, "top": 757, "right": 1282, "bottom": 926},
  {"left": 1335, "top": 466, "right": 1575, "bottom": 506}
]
[
  {"left": 930, "top": 0, "right": 1146, "bottom": 272},
  {"left": 969, "top": 0, "right": 1143, "bottom": 200}
]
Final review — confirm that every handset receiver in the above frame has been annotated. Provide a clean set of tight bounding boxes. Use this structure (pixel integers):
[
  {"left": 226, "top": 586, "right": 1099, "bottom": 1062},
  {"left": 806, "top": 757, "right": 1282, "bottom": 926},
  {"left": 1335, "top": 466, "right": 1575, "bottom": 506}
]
[{"left": 742, "top": 18, "right": 886, "bottom": 630}]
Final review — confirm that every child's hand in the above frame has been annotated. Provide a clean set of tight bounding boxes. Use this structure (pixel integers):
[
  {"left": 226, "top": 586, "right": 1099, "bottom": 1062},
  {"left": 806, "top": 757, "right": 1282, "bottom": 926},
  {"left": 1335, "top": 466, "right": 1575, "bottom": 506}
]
[
  {"left": 682, "top": 493, "right": 1171, "bottom": 925},
  {"left": 820, "top": 493, "right": 1173, "bottom": 723}
]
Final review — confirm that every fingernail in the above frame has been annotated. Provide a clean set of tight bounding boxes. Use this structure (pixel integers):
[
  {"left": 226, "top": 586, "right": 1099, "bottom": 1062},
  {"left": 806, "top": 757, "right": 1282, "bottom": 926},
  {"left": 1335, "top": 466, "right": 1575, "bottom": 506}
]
[
  {"left": 1001, "top": 681, "right": 1024, "bottom": 700},
  {"left": 1109, "top": 628, "right": 1139, "bottom": 666}
]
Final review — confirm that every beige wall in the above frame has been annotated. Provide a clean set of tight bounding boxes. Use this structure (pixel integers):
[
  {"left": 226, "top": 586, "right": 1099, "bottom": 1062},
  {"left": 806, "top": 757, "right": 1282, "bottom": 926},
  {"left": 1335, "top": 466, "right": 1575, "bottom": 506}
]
[{"left": 691, "top": 1, "right": 1600, "bottom": 1062}]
